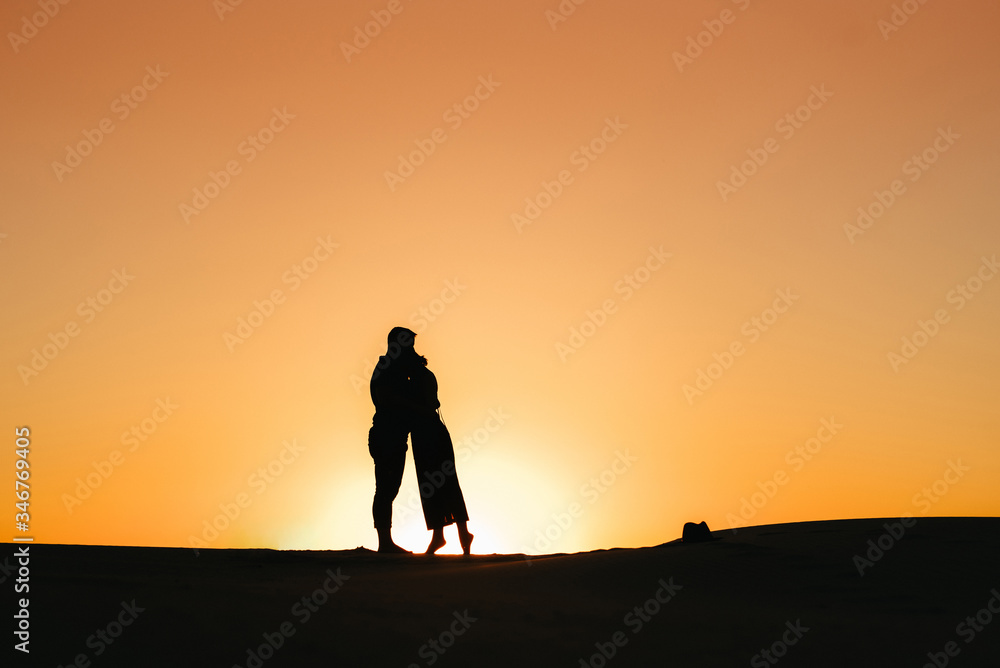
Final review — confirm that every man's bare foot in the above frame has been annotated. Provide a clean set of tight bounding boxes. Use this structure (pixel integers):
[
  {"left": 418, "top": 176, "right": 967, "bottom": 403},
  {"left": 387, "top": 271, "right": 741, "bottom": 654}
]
[
  {"left": 378, "top": 543, "right": 410, "bottom": 554},
  {"left": 459, "top": 531, "right": 474, "bottom": 556},
  {"left": 425, "top": 534, "right": 446, "bottom": 555}
]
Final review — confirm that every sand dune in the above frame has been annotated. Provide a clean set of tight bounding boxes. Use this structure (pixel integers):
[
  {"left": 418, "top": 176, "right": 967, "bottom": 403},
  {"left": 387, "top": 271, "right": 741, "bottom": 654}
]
[{"left": 22, "top": 517, "right": 1000, "bottom": 666}]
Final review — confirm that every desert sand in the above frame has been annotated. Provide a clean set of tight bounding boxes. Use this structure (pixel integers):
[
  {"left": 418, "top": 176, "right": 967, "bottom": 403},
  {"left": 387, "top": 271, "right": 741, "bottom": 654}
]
[{"left": 20, "top": 517, "right": 1000, "bottom": 667}]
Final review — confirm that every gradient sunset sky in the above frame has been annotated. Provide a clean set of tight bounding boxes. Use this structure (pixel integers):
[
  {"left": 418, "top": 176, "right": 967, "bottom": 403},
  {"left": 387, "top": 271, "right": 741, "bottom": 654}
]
[{"left": 2, "top": 0, "right": 998, "bottom": 555}]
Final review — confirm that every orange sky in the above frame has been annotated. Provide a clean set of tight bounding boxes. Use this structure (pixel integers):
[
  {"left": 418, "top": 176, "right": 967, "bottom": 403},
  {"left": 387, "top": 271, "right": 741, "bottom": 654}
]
[{"left": 2, "top": 0, "right": 999, "bottom": 555}]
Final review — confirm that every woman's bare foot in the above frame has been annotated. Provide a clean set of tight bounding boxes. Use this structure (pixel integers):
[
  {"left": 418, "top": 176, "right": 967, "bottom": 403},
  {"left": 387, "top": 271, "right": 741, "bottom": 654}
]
[
  {"left": 377, "top": 542, "right": 410, "bottom": 554},
  {"left": 425, "top": 531, "right": 446, "bottom": 555},
  {"left": 459, "top": 531, "right": 474, "bottom": 556}
]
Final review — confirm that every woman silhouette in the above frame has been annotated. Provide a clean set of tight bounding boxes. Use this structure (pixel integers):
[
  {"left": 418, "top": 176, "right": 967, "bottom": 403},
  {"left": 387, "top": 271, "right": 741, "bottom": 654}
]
[{"left": 405, "top": 345, "right": 474, "bottom": 556}]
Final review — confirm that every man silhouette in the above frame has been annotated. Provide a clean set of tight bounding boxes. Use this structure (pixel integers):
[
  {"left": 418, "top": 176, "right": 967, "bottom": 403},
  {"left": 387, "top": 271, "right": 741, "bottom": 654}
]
[{"left": 368, "top": 326, "right": 420, "bottom": 553}]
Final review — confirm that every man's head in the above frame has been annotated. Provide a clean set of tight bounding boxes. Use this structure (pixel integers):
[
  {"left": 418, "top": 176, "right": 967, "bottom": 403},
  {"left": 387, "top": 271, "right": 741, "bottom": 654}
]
[{"left": 387, "top": 326, "right": 416, "bottom": 352}]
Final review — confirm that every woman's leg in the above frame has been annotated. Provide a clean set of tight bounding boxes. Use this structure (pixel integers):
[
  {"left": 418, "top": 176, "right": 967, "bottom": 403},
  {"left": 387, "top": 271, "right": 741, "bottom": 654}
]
[
  {"left": 425, "top": 526, "right": 446, "bottom": 554},
  {"left": 417, "top": 416, "right": 473, "bottom": 555},
  {"left": 457, "top": 521, "right": 474, "bottom": 556}
]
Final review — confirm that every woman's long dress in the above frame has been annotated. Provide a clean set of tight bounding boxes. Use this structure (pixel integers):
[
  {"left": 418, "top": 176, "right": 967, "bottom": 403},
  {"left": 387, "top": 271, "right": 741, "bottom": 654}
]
[{"left": 409, "top": 366, "right": 469, "bottom": 530}]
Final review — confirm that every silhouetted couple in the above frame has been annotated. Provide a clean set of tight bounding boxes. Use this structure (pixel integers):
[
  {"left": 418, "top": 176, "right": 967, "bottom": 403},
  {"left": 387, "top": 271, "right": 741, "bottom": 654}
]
[{"left": 368, "top": 327, "right": 473, "bottom": 555}]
